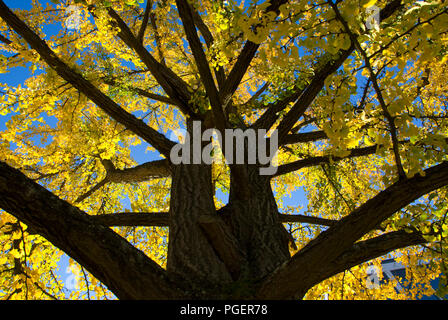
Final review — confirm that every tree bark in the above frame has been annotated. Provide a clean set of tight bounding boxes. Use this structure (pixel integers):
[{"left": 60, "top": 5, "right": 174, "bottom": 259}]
[
  {"left": 0, "top": 162, "right": 184, "bottom": 299},
  {"left": 166, "top": 121, "right": 233, "bottom": 297},
  {"left": 3, "top": 0, "right": 443, "bottom": 302},
  {"left": 227, "top": 166, "right": 291, "bottom": 282},
  {"left": 167, "top": 162, "right": 234, "bottom": 293},
  {"left": 257, "top": 161, "right": 448, "bottom": 299}
]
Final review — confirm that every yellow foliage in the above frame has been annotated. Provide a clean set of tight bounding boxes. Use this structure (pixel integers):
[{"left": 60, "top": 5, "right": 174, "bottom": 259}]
[{"left": 0, "top": 0, "right": 447, "bottom": 301}]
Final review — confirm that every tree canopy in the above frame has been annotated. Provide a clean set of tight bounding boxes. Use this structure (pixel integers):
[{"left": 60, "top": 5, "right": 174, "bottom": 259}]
[{"left": 0, "top": 0, "right": 447, "bottom": 300}]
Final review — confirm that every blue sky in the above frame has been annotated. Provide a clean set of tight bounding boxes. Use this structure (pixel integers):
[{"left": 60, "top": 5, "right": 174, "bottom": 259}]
[
  {"left": 1, "top": 0, "right": 445, "bottom": 300},
  {"left": 0, "top": 0, "right": 308, "bottom": 298},
  {"left": 0, "top": 0, "right": 308, "bottom": 213}
]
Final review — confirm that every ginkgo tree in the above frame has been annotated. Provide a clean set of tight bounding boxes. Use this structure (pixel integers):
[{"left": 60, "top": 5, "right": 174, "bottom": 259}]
[{"left": 0, "top": 0, "right": 447, "bottom": 300}]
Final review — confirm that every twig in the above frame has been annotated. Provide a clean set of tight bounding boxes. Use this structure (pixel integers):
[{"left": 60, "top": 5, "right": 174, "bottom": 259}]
[{"left": 329, "top": 1, "right": 406, "bottom": 179}]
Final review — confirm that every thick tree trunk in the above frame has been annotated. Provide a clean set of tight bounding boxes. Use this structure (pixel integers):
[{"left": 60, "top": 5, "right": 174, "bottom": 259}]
[
  {"left": 167, "top": 164, "right": 291, "bottom": 298},
  {"left": 166, "top": 120, "right": 233, "bottom": 297},
  {"left": 0, "top": 162, "right": 184, "bottom": 299},
  {"left": 227, "top": 167, "right": 291, "bottom": 280},
  {"left": 167, "top": 162, "right": 233, "bottom": 295},
  {"left": 165, "top": 119, "right": 291, "bottom": 298}
]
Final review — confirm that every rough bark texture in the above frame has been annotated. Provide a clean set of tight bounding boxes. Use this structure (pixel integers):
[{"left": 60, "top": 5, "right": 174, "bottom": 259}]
[
  {"left": 0, "top": 162, "right": 184, "bottom": 300},
  {"left": 167, "top": 162, "right": 233, "bottom": 295},
  {"left": 256, "top": 161, "right": 448, "bottom": 299},
  {"left": 227, "top": 167, "right": 291, "bottom": 282},
  {"left": 166, "top": 121, "right": 233, "bottom": 297},
  {"left": 2, "top": 0, "right": 444, "bottom": 301}
]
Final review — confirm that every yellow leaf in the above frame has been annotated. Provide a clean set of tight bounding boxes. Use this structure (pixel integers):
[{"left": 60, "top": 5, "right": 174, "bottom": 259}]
[
  {"left": 363, "top": 0, "right": 377, "bottom": 8},
  {"left": 12, "top": 231, "right": 22, "bottom": 240},
  {"left": 10, "top": 249, "right": 21, "bottom": 259},
  {"left": 337, "top": 34, "right": 352, "bottom": 50},
  {"left": 441, "top": 55, "right": 448, "bottom": 65}
]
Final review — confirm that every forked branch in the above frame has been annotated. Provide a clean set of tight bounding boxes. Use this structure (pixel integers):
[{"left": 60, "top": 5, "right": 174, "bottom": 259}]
[
  {"left": 75, "top": 159, "right": 171, "bottom": 203},
  {"left": 329, "top": 0, "right": 406, "bottom": 179},
  {"left": 219, "top": 0, "right": 288, "bottom": 106},
  {"left": 312, "top": 229, "right": 427, "bottom": 287},
  {"left": 258, "top": 161, "right": 448, "bottom": 299},
  {"left": 0, "top": 161, "right": 184, "bottom": 299},
  {"left": 274, "top": 144, "right": 378, "bottom": 177},
  {"left": 0, "top": 1, "right": 175, "bottom": 158},
  {"left": 106, "top": 7, "right": 197, "bottom": 118},
  {"left": 176, "top": 0, "right": 226, "bottom": 131}
]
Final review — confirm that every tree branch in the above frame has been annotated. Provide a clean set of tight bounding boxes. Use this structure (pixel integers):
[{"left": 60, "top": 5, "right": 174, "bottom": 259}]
[
  {"left": 281, "top": 130, "right": 328, "bottom": 146},
  {"left": 243, "top": 81, "right": 270, "bottom": 107},
  {"left": 276, "top": 46, "right": 354, "bottom": 142},
  {"left": 219, "top": 0, "right": 287, "bottom": 106},
  {"left": 0, "top": 161, "right": 184, "bottom": 299},
  {"left": 106, "top": 7, "right": 198, "bottom": 118},
  {"left": 137, "top": 0, "right": 152, "bottom": 43},
  {"left": 91, "top": 211, "right": 335, "bottom": 229},
  {"left": 279, "top": 214, "right": 336, "bottom": 227},
  {"left": 251, "top": 85, "right": 305, "bottom": 131},
  {"left": 258, "top": 160, "right": 448, "bottom": 299},
  {"left": 0, "top": 1, "right": 175, "bottom": 158},
  {"left": 0, "top": 33, "right": 12, "bottom": 45},
  {"left": 329, "top": 0, "right": 406, "bottom": 179},
  {"left": 190, "top": 5, "right": 226, "bottom": 88},
  {"left": 190, "top": 6, "right": 214, "bottom": 48},
  {"left": 198, "top": 214, "right": 246, "bottom": 280},
  {"left": 276, "top": 134, "right": 448, "bottom": 176},
  {"left": 274, "top": 144, "right": 378, "bottom": 177},
  {"left": 138, "top": 0, "right": 167, "bottom": 65},
  {"left": 102, "top": 78, "right": 179, "bottom": 106},
  {"left": 92, "top": 212, "right": 170, "bottom": 227},
  {"left": 74, "top": 177, "right": 108, "bottom": 204},
  {"left": 106, "top": 159, "right": 171, "bottom": 183},
  {"left": 313, "top": 229, "right": 427, "bottom": 286},
  {"left": 132, "top": 87, "right": 179, "bottom": 105},
  {"left": 75, "top": 159, "right": 171, "bottom": 203},
  {"left": 175, "top": 0, "right": 226, "bottom": 131}
]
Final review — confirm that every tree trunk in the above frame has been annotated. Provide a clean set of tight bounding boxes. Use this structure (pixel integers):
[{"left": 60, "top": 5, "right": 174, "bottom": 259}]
[
  {"left": 167, "top": 162, "right": 233, "bottom": 296},
  {"left": 227, "top": 166, "right": 291, "bottom": 281},
  {"left": 167, "top": 164, "right": 291, "bottom": 298},
  {"left": 165, "top": 119, "right": 291, "bottom": 298},
  {"left": 166, "top": 120, "right": 232, "bottom": 297}
]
